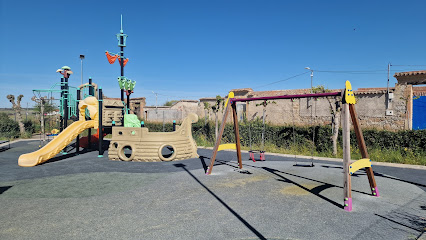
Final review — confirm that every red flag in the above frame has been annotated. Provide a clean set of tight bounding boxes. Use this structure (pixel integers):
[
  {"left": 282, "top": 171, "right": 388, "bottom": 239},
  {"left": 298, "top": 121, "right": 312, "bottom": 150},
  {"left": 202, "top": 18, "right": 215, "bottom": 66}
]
[
  {"left": 118, "top": 58, "right": 129, "bottom": 67},
  {"left": 105, "top": 51, "right": 118, "bottom": 64}
]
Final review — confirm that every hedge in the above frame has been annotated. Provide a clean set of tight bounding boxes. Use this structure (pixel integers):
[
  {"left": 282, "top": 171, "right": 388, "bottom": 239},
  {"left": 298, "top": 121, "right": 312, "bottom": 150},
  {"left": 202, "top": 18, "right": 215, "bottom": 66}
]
[
  {"left": 0, "top": 113, "right": 35, "bottom": 139},
  {"left": 145, "top": 118, "right": 426, "bottom": 157}
]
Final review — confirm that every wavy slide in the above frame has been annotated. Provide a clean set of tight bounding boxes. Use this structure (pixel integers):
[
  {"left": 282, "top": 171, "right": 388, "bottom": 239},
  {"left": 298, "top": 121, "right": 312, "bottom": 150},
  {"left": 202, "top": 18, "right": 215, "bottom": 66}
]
[{"left": 18, "top": 120, "right": 96, "bottom": 167}]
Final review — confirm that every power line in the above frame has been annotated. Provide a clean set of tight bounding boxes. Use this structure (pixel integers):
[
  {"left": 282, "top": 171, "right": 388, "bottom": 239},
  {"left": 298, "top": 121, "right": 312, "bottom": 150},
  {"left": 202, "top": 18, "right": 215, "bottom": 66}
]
[
  {"left": 315, "top": 70, "right": 387, "bottom": 73},
  {"left": 145, "top": 90, "right": 206, "bottom": 100},
  {"left": 253, "top": 71, "right": 310, "bottom": 89},
  {"left": 144, "top": 66, "right": 425, "bottom": 100},
  {"left": 320, "top": 72, "right": 386, "bottom": 75},
  {"left": 392, "top": 69, "right": 426, "bottom": 71},
  {"left": 391, "top": 65, "right": 426, "bottom": 67}
]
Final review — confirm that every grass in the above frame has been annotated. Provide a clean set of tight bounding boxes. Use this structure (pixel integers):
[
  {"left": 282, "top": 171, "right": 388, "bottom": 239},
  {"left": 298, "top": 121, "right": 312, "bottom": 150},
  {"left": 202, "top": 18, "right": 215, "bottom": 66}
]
[
  {"left": 194, "top": 137, "right": 426, "bottom": 166},
  {"left": 3, "top": 117, "right": 425, "bottom": 166}
]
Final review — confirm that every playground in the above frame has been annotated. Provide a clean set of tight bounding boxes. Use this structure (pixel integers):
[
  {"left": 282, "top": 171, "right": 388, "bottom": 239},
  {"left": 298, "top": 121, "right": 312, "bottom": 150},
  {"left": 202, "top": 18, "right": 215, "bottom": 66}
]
[
  {"left": 0, "top": 140, "right": 425, "bottom": 239},
  {"left": 1, "top": 15, "right": 425, "bottom": 240}
]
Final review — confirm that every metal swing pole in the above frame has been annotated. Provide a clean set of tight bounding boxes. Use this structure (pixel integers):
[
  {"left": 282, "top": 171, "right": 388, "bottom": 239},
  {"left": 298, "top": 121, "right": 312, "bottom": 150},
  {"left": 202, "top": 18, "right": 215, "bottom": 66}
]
[
  {"left": 249, "top": 122, "right": 252, "bottom": 151},
  {"left": 261, "top": 108, "right": 265, "bottom": 151},
  {"left": 260, "top": 107, "right": 266, "bottom": 160},
  {"left": 310, "top": 98, "right": 316, "bottom": 167},
  {"left": 248, "top": 117, "right": 255, "bottom": 161},
  {"left": 291, "top": 98, "right": 297, "bottom": 165}
]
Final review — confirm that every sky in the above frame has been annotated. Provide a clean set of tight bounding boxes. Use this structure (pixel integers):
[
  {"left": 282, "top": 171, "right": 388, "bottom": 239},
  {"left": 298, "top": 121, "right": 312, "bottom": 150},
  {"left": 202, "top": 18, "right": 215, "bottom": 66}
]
[{"left": 1, "top": 0, "right": 425, "bottom": 108}]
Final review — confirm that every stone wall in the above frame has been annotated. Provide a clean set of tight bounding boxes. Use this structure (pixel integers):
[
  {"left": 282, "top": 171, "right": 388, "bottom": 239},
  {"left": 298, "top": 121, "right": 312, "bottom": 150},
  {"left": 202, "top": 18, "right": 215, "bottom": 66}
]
[
  {"left": 104, "top": 97, "right": 146, "bottom": 120},
  {"left": 355, "top": 85, "right": 411, "bottom": 130},
  {"left": 143, "top": 100, "right": 198, "bottom": 123},
  {"left": 195, "top": 84, "right": 416, "bottom": 130},
  {"left": 144, "top": 107, "right": 182, "bottom": 123},
  {"left": 138, "top": 84, "right": 419, "bottom": 130},
  {"left": 129, "top": 97, "right": 146, "bottom": 119}
]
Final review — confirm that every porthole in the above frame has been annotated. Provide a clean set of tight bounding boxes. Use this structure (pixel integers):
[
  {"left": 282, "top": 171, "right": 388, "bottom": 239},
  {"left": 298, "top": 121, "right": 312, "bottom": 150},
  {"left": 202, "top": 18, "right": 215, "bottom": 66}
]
[
  {"left": 158, "top": 144, "right": 177, "bottom": 161},
  {"left": 117, "top": 144, "right": 135, "bottom": 161}
]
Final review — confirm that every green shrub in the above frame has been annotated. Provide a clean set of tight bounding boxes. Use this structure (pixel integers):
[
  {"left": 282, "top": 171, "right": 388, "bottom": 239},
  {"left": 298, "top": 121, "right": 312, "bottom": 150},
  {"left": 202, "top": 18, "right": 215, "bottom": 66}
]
[
  {"left": 0, "top": 113, "right": 38, "bottom": 139},
  {"left": 143, "top": 119, "right": 426, "bottom": 165},
  {"left": 23, "top": 120, "right": 35, "bottom": 134},
  {"left": 0, "top": 113, "right": 20, "bottom": 139}
]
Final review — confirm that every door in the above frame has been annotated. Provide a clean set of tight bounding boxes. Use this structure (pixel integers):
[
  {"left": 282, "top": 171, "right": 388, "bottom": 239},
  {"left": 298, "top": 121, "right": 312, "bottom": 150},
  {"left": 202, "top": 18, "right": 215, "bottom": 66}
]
[{"left": 413, "top": 96, "right": 426, "bottom": 130}]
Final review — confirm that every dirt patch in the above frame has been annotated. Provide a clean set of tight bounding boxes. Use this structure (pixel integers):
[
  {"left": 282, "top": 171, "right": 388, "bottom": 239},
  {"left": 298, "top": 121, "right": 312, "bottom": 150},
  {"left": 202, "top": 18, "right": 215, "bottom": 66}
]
[
  {"left": 279, "top": 184, "right": 319, "bottom": 196},
  {"left": 216, "top": 175, "right": 270, "bottom": 188}
]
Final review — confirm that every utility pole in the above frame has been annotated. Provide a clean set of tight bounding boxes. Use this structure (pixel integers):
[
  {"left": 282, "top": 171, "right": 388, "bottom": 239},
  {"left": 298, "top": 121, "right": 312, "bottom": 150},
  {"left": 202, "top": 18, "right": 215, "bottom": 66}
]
[
  {"left": 386, "top": 63, "right": 391, "bottom": 109},
  {"left": 305, "top": 67, "right": 314, "bottom": 92},
  {"left": 305, "top": 66, "right": 315, "bottom": 167},
  {"left": 152, "top": 91, "right": 158, "bottom": 113},
  {"left": 26, "top": 102, "right": 28, "bottom": 121}
]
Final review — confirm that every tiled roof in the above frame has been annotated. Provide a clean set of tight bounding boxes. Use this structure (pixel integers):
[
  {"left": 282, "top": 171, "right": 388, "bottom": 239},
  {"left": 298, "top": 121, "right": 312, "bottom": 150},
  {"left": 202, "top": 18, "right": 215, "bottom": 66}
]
[
  {"left": 394, "top": 70, "right": 426, "bottom": 77},
  {"left": 413, "top": 86, "right": 426, "bottom": 96},
  {"left": 230, "top": 88, "right": 253, "bottom": 93},
  {"left": 355, "top": 88, "right": 394, "bottom": 94},
  {"left": 248, "top": 89, "right": 312, "bottom": 98},
  {"left": 199, "top": 97, "right": 220, "bottom": 101},
  {"left": 176, "top": 100, "right": 198, "bottom": 103},
  {"left": 104, "top": 97, "right": 145, "bottom": 101}
]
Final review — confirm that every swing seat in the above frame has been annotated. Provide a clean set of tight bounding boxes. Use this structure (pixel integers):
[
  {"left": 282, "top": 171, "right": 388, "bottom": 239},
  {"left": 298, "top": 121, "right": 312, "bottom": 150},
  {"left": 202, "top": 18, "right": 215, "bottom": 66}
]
[{"left": 249, "top": 150, "right": 265, "bottom": 162}]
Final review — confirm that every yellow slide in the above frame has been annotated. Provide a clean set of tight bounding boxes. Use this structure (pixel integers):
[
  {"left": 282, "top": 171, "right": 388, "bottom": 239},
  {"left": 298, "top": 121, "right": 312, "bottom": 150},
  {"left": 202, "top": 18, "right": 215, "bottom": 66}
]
[{"left": 18, "top": 120, "right": 96, "bottom": 167}]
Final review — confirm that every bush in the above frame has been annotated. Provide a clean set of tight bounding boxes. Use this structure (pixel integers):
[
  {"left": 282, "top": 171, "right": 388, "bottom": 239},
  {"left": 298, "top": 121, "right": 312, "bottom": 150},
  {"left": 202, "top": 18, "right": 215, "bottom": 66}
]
[
  {"left": 0, "top": 112, "right": 20, "bottom": 139},
  {"left": 23, "top": 120, "right": 35, "bottom": 134},
  {"left": 143, "top": 119, "right": 426, "bottom": 165},
  {"left": 0, "top": 113, "right": 37, "bottom": 139}
]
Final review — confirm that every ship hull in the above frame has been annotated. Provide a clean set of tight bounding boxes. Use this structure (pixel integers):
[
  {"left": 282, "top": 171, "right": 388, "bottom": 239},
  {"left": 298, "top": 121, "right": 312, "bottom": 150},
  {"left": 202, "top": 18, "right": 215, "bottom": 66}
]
[{"left": 108, "top": 113, "right": 199, "bottom": 162}]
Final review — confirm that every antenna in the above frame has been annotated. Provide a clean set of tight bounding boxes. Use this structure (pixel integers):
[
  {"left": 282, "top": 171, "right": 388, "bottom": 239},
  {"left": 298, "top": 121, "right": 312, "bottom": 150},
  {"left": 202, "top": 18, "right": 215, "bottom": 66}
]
[{"left": 120, "top": 14, "right": 123, "bottom": 33}]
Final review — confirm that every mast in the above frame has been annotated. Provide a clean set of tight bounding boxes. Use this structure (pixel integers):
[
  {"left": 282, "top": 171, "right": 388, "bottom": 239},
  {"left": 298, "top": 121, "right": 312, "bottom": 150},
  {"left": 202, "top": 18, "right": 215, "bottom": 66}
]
[{"left": 118, "top": 14, "right": 127, "bottom": 102}]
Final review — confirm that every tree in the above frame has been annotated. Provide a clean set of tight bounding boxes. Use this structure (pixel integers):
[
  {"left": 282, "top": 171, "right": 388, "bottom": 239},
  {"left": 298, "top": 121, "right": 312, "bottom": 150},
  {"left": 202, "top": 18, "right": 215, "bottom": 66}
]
[
  {"left": 312, "top": 85, "right": 341, "bottom": 156},
  {"left": 6, "top": 94, "right": 26, "bottom": 136},
  {"left": 164, "top": 100, "right": 178, "bottom": 106},
  {"left": 211, "top": 95, "right": 224, "bottom": 140},
  {"left": 33, "top": 98, "right": 57, "bottom": 114},
  {"left": 31, "top": 96, "right": 57, "bottom": 135},
  {"left": 32, "top": 96, "right": 46, "bottom": 135},
  {"left": 255, "top": 100, "right": 276, "bottom": 151},
  {"left": 203, "top": 102, "right": 210, "bottom": 124},
  {"left": 330, "top": 99, "right": 341, "bottom": 156}
]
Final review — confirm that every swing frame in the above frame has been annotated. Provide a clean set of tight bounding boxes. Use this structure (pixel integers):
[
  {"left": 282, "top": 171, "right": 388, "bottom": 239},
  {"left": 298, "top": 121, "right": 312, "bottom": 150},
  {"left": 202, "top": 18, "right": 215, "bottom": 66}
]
[
  {"left": 207, "top": 83, "right": 379, "bottom": 211},
  {"left": 207, "top": 91, "right": 341, "bottom": 174}
]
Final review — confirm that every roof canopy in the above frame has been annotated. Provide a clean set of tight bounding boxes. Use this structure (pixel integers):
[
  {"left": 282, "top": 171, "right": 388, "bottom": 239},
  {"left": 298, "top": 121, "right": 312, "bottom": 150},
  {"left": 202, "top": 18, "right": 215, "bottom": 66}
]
[{"left": 394, "top": 70, "right": 426, "bottom": 85}]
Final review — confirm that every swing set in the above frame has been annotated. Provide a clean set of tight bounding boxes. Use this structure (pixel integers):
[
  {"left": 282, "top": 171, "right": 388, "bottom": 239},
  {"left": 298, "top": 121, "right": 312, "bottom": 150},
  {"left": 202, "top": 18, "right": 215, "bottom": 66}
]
[
  {"left": 207, "top": 81, "right": 379, "bottom": 212},
  {"left": 247, "top": 100, "right": 270, "bottom": 162}
]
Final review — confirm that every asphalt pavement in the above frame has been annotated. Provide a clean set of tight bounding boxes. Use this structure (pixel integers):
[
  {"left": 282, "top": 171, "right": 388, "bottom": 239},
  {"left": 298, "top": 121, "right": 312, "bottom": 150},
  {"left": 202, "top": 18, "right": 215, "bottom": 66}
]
[{"left": 0, "top": 140, "right": 425, "bottom": 240}]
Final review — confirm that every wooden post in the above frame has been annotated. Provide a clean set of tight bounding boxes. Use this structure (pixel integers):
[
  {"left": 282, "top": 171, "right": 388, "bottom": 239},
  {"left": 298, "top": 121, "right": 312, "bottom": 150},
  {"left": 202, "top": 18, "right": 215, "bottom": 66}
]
[
  {"left": 232, "top": 102, "right": 242, "bottom": 169},
  {"left": 349, "top": 104, "right": 379, "bottom": 197},
  {"left": 207, "top": 102, "right": 231, "bottom": 174},
  {"left": 342, "top": 103, "right": 352, "bottom": 211}
]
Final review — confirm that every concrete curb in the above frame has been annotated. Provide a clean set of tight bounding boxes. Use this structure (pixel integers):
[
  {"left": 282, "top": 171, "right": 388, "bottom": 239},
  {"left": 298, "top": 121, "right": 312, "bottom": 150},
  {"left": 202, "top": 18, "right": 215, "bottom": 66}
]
[
  {"left": 0, "top": 139, "right": 34, "bottom": 148},
  {"left": 0, "top": 135, "right": 45, "bottom": 147},
  {"left": 2, "top": 140, "right": 424, "bottom": 170},
  {"left": 198, "top": 146, "right": 426, "bottom": 170}
]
